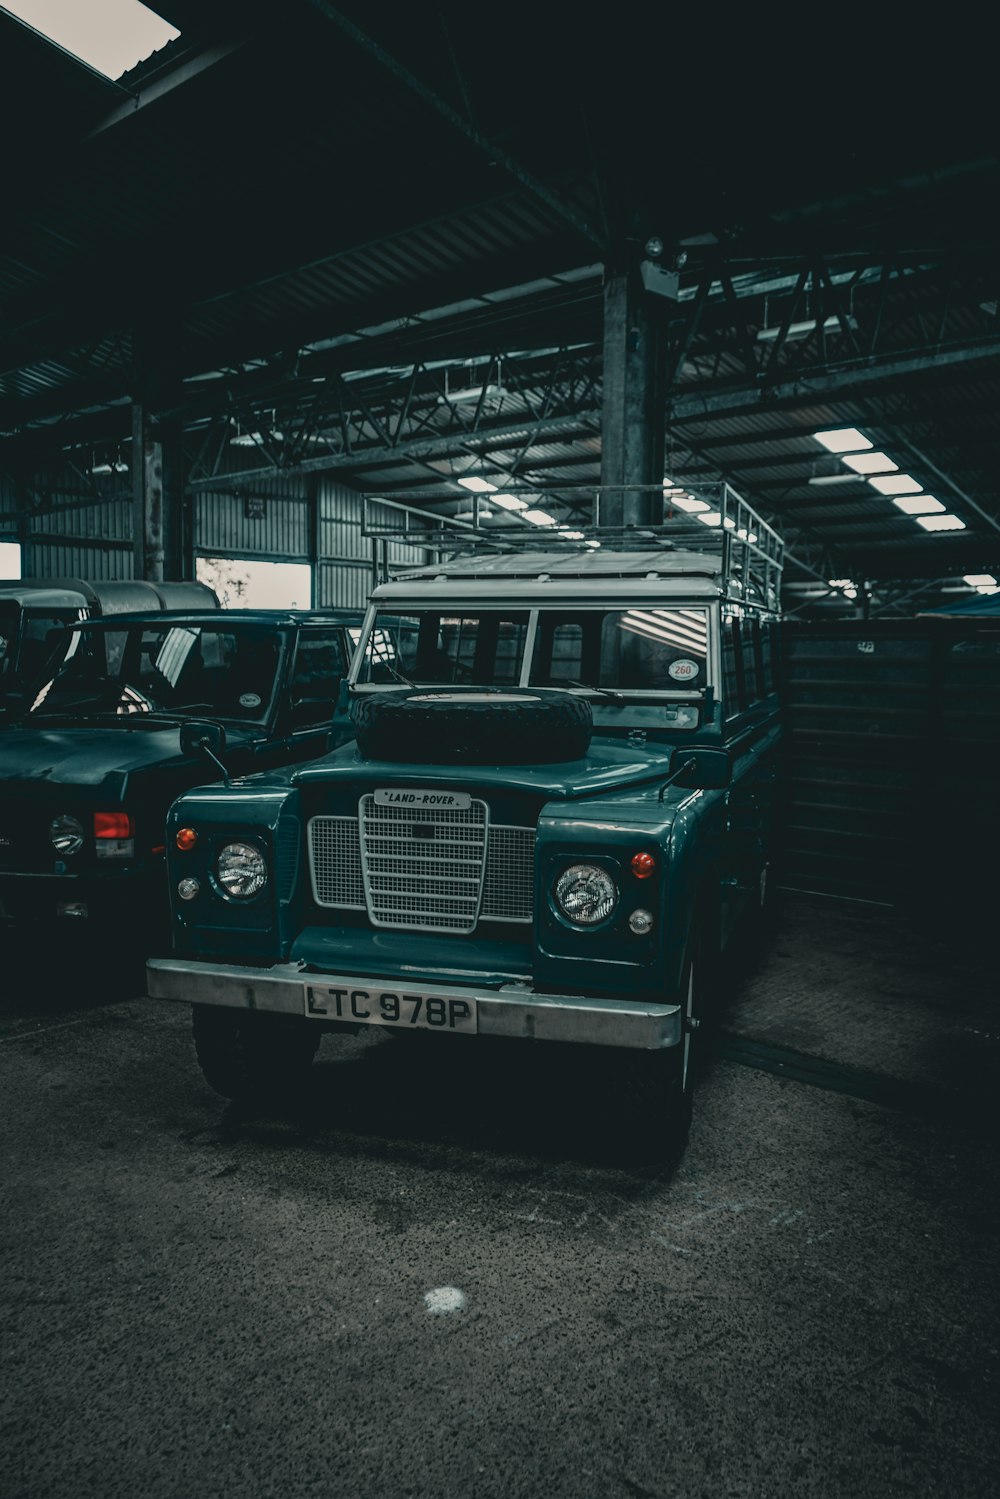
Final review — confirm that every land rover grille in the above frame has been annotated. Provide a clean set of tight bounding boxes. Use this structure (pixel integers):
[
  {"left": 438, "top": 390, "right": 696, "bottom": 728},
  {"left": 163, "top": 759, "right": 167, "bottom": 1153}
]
[{"left": 307, "top": 797, "right": 534, "bottom": 932}]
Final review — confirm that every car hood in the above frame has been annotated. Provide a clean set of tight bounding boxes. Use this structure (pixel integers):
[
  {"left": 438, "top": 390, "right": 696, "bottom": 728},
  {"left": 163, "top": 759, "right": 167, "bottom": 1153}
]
[
  {"left": 291, "top": 735, "right": 675, "bottom": 800},
  {"left": 0, "top": 722, "right": 247, "bottom": 798}
]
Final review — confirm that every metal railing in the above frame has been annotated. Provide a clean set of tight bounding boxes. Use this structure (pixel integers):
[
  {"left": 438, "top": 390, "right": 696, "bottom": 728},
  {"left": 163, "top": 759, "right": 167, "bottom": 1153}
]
[{"left": 362, "top": 483, "right": 784, "bottom": 607}]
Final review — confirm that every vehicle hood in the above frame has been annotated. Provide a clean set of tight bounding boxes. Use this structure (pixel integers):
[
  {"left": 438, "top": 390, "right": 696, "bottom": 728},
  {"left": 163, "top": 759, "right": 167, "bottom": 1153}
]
[
  {"left": 291, "top": 735, "right": 674, "bottom": 800},
  {"left": 0, "top": 722, "right": 241, "bottom": 798}
]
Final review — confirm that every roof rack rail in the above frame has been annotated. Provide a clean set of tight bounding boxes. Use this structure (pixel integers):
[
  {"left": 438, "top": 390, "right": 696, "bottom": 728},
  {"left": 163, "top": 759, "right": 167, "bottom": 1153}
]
[{"left": 362, "top": 483, "right": 784, "bottom": 608}]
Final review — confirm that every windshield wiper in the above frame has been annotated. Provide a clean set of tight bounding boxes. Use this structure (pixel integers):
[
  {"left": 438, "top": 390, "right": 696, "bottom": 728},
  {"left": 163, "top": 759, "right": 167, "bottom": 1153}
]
[{"left": 555, "top": 679, "right": 626, "bottom": 703}]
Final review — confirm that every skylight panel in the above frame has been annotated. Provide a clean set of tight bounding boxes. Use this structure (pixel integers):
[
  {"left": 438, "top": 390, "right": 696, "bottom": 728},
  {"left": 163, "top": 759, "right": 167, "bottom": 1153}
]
[
  {"left": 892, "top": 495, "right": 945, "bottom": 515},
  {"left": 522, "top": 509, "right": 557, "bottom": 526},
  {"left": 916, "top": 514, "right": 966, "bottom": 532},
  {"left": 3, "top": 1, "right": 180, "bottom": 80},
  {"left": 491, "top": 494, "right": 528, "bottom": 511},
  {"left": 868, "top": 474, "right": 923, "bottom": 495},
  {"left": 671, "top": 495, "right": 711, "bottom": 513},
  {"left": 813, "top": 428, "right": 873, "bottom": 453},
  {"left": 457, "top": 476, "right": 497, "bottom": 493},
  {"left": 841, "top": 451, "right": 897, "bottom": 475}
]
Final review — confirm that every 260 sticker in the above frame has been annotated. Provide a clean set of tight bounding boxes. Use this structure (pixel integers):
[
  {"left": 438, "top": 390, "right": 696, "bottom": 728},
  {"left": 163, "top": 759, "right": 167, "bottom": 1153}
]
[{"left": 668, "top": 659, "right": 699, "bottom": 682}]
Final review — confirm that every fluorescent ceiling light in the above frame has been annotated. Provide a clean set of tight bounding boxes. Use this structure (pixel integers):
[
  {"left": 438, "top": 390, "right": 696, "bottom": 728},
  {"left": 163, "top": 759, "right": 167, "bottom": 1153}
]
[
  {"left": 828, "top": 579, "right": 855, "bottom": 588},
  {"left": 491, "top": 493, "right": 528, "bottom": 511},
  {"left": 557, "top": 529, "right": 586, "bottom": 540},
  {"left": 697, "top": 511, "right": 722, "bottom": 527},
  {"left": 457, "top": 476, "right": 497, "bottom": 493},
  {"left": 977, "top": 585, "right": 1000, "bottom": 594},
  {"left": 522, "top": 508, "right": 557, "bottom": 526},
  {"left": 437, "top": 384, "right": 509, "bottom": 405},
  {"left": 868, "top": 474, "right": 922, "bottom": 495},
  {"left": 916, "top": 514, "right": 966, "bottom": 532},
  {"left": 230, "top": 431, "right": 278, "bottom": 447},
  {"left": 757, "top": 315, "right": 857, "bottom": 343},
  {"left": 808, "top": 473, "right": 861, "bottom": 486},
  {"left": 892, "top": 494, "right": 945, "bottom": 515},
  {"left": 3, "top": 0, "right": 180, "bottom": 79},
  {"left": 90, "top": 460, "right": 128, "bottom": 474},
  {"left": 813, "top": 428, "right": 873, "bottom": 453},
  {"left": 841, "top": 451, "right": 897, "bottom": 475},
  {"left": 964, "top": 574, "right": 997, "bottom": 586},
  {"left": 735, "top": 527, "right": 758, "bottom": 542},
  {"left": 671, "top": 495, "right": 711, "bottom": 513}
]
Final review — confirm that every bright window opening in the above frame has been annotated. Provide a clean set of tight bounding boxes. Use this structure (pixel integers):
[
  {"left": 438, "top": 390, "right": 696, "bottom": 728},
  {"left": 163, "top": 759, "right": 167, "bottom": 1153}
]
[
  {"left": 196, "top": 557, "right": 312, "bottom": 610},
  {"left": 2, "top": 0, "right": 179, "bottom": 79},
  {"left": 0, "top": 541, "right": 21, "bottom": 579}
]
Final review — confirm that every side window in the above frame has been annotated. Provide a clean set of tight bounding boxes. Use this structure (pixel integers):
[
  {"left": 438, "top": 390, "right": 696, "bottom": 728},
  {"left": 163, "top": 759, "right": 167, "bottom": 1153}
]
[
  {"left": 548, "top": 623, "right": 584, "bottom": 683},
  {"left": 760, "top": 621, "right": 777, "bottom": 694},
  {"left": 742, "top": 618, "right": 762, "bottom": 704},
  {"left": 722, "top": 617, "right": 743, "bottom": 717},
  {"left": 290, "top": 632, "right": 347, "bottom": 727}
]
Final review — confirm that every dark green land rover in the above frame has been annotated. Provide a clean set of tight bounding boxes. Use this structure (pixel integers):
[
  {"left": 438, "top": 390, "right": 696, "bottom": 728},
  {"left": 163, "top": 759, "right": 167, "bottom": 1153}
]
[{"left": 147, "top": 489, "right": 783, "bottom": 1155}]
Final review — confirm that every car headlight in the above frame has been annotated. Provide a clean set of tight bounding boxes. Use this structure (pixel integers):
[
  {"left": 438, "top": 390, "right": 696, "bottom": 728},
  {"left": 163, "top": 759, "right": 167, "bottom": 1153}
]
[
  {"left": 553, "top": 863, "right": 618, "bottom": 926},
  {"left": 216, "top": 841, "right": 267, "bottom": 899},
  {"left": 50, "top": 814, "right": 84, "bottom": 856}
]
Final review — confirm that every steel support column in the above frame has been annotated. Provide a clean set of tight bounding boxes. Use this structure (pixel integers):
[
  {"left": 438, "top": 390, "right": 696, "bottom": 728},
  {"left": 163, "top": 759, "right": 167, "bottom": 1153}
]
[
  {"left": 132, "top": 407, "right": 183, "bottom": 582},
  {"left": 600, "top": 269, "right": 664, "bottom": 527}
]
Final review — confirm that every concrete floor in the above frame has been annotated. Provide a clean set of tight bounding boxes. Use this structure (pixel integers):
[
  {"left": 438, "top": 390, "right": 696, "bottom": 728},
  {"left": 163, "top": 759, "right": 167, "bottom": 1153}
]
[{"left": 2, "top": 895, "right": 998, "bottom": 1499}]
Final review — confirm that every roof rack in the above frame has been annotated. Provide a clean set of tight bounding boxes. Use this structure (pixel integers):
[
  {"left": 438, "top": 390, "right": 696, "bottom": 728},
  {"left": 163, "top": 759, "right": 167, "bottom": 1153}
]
[{"left": 362, "top": 482, "right": 784, "bottom": 608}]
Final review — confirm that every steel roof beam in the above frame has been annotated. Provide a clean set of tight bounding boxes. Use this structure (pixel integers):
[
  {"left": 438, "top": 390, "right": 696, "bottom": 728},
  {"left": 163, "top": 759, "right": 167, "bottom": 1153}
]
[{"left": 304, "top": 1, "right": 607, "bottom": 256}]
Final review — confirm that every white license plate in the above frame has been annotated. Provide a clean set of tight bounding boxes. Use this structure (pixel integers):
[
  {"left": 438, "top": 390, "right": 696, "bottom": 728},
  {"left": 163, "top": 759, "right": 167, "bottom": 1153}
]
[{"left": 304, "top": 982, "right": 478, "bottom": 1033}]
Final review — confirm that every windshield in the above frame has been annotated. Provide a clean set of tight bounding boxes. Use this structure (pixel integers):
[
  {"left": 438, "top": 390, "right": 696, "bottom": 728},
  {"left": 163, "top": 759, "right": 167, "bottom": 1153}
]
[
  {"left": 29, "top": 622, "right": 283, "bottom": 723},
  {"left": 354, "top": 607, "right": 709, "bottom": 693}
]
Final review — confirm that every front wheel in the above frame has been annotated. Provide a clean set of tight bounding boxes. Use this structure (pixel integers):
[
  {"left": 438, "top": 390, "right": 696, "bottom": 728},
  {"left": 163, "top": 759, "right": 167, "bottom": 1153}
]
[
  {"left": 632, "top": 949, "right": 701, "bottom": 1166},
  {"left": 192, "top": 1006, "right": 321, "bottom": 1104}
]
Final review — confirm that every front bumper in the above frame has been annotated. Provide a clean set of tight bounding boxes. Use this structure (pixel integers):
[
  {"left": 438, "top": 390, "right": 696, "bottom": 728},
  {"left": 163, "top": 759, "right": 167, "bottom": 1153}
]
[{"left": 146, "top": 957, "right": 682, "bottom": 1050}]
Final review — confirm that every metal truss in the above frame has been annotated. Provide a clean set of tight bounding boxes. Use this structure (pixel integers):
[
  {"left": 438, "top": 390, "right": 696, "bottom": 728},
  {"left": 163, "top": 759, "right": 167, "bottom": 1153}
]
[{"left": 184, "top": 345, "right": 602, "bottom": 495}]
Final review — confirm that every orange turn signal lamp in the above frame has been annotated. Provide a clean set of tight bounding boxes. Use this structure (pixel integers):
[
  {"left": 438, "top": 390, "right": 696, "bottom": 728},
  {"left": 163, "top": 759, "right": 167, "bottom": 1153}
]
[
  {"left": 175, "top": 827, "right": 198, "bottom": 851},
  {"left": 630, "top": 851, "right": 657, "bottom": 879}
]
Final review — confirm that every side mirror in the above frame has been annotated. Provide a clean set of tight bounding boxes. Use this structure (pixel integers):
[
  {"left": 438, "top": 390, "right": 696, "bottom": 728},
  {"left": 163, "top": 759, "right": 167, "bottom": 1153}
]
[
  {"left": 180, "top": 719, "right": 226, "bottom": 759},
  {"left": 667, "top": 746, "right": 732, "bottom": 790}
]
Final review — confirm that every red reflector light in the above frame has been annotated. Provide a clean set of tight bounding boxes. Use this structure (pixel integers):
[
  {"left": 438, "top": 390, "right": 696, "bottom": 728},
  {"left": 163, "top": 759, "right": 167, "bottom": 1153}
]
[
  {"left": 94, "top": 812, "right": 134, "bottom": 840},
  {"left": 630, "top": 851, "right": 657, "bottom": 879},
  {"left": 175, "top": 827, "right": 198, "bottom": 851}
]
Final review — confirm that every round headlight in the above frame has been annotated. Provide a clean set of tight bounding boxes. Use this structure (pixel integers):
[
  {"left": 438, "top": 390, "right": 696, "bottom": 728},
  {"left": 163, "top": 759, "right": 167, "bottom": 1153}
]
[
  {"left": 554, "top": 863, "right": 618, "bottom": 926},
  {"left": 216, "top": 842, "right": 267, "bottom": 899},
  {"left": 50, "top": 814, "right": 84, "bottom": 856}
]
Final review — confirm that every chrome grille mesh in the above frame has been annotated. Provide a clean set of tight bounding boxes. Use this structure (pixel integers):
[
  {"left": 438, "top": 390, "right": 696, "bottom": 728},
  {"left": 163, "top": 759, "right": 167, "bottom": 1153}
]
[
  {"left": 307, "top": 809, "right": 534, "bottom": 928},
  {"left": 307, "top": 816, "right": 366, "bottom": 909},
  {"left": 360, "top": 795, "right": 487, "bottom": 931},
  {"left": 481, "top": 826, "right": 534, "bottom": 922}
]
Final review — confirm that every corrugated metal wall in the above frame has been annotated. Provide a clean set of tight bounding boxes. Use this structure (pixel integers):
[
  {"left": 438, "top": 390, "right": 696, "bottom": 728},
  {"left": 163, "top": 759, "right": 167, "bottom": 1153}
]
[
  {"left": 778, "top": 619, "right": 1000, "bottom": 927},
  {"left": 314, "top": 478, "right": 428, "bottom": 610},
  {"left": 6, "top": 465, "right": 427, "bottom": 606},
  {"left": 193, "top": 479, "right": 310, "bottom": 559}
]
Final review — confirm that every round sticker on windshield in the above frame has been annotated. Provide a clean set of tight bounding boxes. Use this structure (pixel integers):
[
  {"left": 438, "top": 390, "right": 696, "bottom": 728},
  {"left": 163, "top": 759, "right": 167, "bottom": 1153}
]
[
  {"left": 238, "top": 692, "right": 261, "bottom": 708},
  {"left": 668, "top": 659, "right": 699, "bottom": 682}
]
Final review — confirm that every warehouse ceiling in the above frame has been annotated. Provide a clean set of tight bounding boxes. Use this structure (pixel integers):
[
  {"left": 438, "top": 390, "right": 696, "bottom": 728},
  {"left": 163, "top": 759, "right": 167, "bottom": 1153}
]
[{"left": 1, "top": 0, "right": 998, "bottom": 608}]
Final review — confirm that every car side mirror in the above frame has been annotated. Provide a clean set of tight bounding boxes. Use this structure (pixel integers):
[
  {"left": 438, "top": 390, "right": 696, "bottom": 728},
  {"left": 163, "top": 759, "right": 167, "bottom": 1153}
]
[
  {"left": 666, "top": 746, "right": 732, "bottom": 791},
  {"left": 180, "top": 719, "right": 230, "bottom": 784},
  {"left": 180, "top": 719, "right": 226, "bottom": 758}
]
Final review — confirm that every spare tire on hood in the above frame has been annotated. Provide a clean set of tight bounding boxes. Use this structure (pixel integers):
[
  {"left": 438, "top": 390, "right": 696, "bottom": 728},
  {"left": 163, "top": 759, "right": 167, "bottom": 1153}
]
[{"left": 350, "top": 687, "right": 593, "bottom": 765}]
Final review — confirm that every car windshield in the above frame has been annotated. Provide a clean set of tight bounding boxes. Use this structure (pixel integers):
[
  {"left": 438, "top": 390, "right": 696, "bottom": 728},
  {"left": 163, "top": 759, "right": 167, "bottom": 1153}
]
[
  {"left": 354, "top": 607, "right": 710, "bottom": 692},
  {"left": 29, "top": 622, "right": 283, "bottom": 723}
]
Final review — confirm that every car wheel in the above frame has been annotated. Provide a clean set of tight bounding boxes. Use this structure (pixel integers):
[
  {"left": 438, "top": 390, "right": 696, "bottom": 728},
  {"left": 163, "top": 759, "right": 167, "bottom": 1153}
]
[
  {"left": 192, "top": 1006, "right": 320, "bottom": 1104},
  {"left": 633, "top": 946, "right": 700, "bottom": 1166}
]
